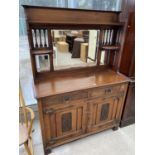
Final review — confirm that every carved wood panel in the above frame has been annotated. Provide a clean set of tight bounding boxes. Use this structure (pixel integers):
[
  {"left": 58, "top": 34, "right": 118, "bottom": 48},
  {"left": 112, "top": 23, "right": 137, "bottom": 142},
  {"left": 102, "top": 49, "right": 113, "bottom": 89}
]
[
  {"left": 43, "top": 101, "right": 87, "bottom": 142},
  {"left": 100, "top": 103, "right": 109, "bottom": 121},
  {"left": 56, "top": 109, "right": 77, "bottom": 137},
  {"left": 61, "top": 112, "right": 72, "bottom": 133}
]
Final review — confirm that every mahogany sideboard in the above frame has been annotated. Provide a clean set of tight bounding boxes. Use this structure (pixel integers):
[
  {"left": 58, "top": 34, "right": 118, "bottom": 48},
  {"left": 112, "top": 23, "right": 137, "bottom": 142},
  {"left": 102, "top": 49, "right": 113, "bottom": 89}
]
[
  {"left": 22, "top": 5, "right": 131, "bottom": 154},
  {"left": 34, "top": 69, "right": 129, "bottom": 154}
]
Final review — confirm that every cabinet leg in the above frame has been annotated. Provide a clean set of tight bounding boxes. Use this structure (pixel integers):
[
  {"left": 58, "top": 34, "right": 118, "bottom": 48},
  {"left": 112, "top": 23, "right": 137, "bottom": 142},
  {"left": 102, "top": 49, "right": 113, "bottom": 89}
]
[
  {"left": 45, "top": 148, "right": 52, "bottom": 155},
  {"left": 112, "top": 126, "right": 119, "bottom": 131}
]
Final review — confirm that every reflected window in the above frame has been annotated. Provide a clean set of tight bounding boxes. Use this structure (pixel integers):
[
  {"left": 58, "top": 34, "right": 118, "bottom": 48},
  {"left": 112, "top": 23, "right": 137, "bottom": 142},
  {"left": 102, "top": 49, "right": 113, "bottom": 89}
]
[
  {"left": 100, "top": 51, "right": 106, "bottom": 65},
  {"left": 35, "top": 54, "right": 50, "bottom": 72}
]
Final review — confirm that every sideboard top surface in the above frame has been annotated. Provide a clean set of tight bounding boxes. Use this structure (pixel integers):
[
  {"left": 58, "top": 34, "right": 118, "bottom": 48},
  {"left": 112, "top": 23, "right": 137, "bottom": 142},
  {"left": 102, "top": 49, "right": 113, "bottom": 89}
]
[{"left": 34, "top": 69, "right": 129, "bottom": 99}]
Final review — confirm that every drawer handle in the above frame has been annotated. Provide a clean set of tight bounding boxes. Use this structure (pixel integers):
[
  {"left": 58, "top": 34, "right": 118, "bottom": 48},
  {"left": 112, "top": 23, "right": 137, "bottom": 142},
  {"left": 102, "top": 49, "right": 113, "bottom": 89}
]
[
  {"left": 64, "top": 96, "right": 70, "bottom": 101},
  {"left": 105, "top": 89, "right": 112, "bottom": 93}
]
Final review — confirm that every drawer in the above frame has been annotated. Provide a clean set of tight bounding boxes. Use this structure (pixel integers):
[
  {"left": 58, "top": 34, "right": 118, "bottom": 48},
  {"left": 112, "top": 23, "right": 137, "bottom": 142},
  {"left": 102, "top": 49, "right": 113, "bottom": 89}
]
[
  {"left": 62, "top": 91, "right": 88, "bottom": 102},
  {"left": 42, "top": 95, "right": 63, "bottom": 105},
  {"left": 89, "top": 85, "right": 121, "bottom": 98},
  {"left": 42, "top": 90, "right": 88, "bottom": 107}
]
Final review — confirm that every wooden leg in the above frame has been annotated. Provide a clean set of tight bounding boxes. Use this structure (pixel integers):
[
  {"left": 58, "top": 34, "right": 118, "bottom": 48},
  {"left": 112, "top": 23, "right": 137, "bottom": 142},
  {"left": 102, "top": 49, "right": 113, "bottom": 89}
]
[
  {"left": 112, "top": 126, "right": 119, "bottom": 131},
  {"left": 29, "top": 137, "right": 34, "bottom": 155},
  {"left": 24, "top": 141, "right": 31, "bottom": 155}
]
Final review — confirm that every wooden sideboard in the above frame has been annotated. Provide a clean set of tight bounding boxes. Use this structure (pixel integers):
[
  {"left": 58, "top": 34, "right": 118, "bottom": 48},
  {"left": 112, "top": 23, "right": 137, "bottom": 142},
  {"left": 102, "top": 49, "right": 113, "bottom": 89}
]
[
  {"left": 22, "top": 5, "right": 133, "bottom": 154},
  {"left": 34, "top": 69, "right": 129, "bottom": 154}
]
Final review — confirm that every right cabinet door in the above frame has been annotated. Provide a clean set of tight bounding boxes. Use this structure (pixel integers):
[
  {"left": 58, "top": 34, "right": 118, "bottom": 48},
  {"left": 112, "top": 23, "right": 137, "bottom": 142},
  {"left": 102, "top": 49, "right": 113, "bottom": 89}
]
[{"left": 88, "top": 96, "right": 124, "bottom": 132}]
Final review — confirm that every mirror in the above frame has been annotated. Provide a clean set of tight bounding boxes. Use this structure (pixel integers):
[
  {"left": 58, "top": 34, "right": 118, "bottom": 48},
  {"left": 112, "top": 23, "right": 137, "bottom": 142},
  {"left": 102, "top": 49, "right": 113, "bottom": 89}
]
[
  {"left": 51, "top": 29, "right": 100, "bottom": 70},
  {"left": 35, "top": 54, "right": 50, "bottom": 72},
  {"left": 100, "top": 50, "right": 106, "bottom": 65}
]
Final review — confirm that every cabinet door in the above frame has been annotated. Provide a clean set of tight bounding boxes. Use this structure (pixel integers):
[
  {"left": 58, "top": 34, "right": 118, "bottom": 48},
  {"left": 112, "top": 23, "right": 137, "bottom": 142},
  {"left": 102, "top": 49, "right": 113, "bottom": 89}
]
[
  {"left": 88, "top": 96, "right": 123, "bottom": 132},
  {"left": 43, "top": 101, "right": 87, "bottom": 144}
]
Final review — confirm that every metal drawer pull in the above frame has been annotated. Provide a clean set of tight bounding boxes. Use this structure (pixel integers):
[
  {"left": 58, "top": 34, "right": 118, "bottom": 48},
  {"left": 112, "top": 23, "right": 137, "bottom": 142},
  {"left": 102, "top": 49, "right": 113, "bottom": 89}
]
[
  {"left": 64, "top": 96, "right": 70, "bottom": 101},
  {"left": 105, "top": 89, "right": 112, "bottom": 93}
]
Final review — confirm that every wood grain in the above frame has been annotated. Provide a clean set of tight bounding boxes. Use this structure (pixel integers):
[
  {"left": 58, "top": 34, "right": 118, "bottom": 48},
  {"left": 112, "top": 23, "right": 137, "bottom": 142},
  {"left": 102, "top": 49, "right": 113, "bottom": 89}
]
[
  {"left": 23, "top": 5, "right": 119, "bottom": 25},
  {"left": 34, "top": 69, "right": 129, "bottom": 98}
]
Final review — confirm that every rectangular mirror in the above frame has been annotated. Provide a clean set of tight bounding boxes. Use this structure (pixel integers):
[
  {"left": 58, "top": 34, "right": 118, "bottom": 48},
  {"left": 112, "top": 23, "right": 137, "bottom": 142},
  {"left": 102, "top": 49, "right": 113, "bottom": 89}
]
[
  {"left": 51, "top": 29, "right": 100, "bottom": 70},
  {"left": 35, "top": 54, "right": 50, "bottom": 72}
]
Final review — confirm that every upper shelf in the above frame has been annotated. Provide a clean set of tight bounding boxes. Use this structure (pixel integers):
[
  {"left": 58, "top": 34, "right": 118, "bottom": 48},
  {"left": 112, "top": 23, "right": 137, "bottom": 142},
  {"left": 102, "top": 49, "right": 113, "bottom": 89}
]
[
  {"left": 23, "top": 5, "right": 123, "bottom": 27},
  {"left": 31, "top": 49, "right": 52, "bottom": 55},
  {"left": 22, "top": 5, "right": 121, "bottom": 13},
  {"left": 28, "top": 22, "right": 124, "bottom": 28}
]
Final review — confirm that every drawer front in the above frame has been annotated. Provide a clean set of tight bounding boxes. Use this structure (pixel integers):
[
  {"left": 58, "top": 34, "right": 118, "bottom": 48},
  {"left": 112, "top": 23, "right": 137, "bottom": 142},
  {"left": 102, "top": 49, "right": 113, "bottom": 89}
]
[
  {"left": 42, "top": 95, "right": 63, "bottom": 106},
  {"left": 89, "top": 84, "right": 127, "bottom": 98},
  {"left": 42, "top": 90, "right": 88, "bottom": 108},
  {"left": 62, "top": 91, "right": 88, "bottom": 103}
]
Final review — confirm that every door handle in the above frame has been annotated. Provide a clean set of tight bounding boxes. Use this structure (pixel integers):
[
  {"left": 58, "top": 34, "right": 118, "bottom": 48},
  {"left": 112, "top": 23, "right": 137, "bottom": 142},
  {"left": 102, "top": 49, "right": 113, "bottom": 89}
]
[{"left": 105, "top": 88, "right": 111, "bottom": 93}]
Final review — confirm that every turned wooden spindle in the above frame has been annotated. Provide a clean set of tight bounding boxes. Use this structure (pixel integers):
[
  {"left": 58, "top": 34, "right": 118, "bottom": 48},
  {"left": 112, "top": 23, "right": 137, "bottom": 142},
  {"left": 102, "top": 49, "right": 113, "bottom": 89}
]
[
  {"left": 45, "top": 29, "right": 49, "bottom": 47},
  {"left": 34, "top": 29, "right": 39, "bottom": 48},
  {"left": 39, "top": 29, "right": 43, "bottom": 47},
  {"left": 112, "top": 29, "right": 117, "bottom": 46},
  {"left": 116, "top": 29, "right": 121, "bottom": 45},
  {"left": 44, "top": 29, "right": 47, "bottom": 47},
  {"left": 104, "top": 29, "right": 107, "bottom": 45},
  {"left": 32, "top": 29, "right": 36, "bottom": 48},
  {"left": 107, "top": 29, "right": 111, "bottom": 45},
  {"left": 110, "top": 29, "right": 114, "bottom": 45},
  {"left": 102, "top": 30, "right": 105, "bottom": 45}
]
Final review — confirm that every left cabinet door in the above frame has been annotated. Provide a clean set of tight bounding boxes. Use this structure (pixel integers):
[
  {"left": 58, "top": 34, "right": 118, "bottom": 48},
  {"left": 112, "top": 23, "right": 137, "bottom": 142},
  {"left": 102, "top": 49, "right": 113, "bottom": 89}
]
[{"left": 42, "top": 100, "right": 87, "bottom": 145}]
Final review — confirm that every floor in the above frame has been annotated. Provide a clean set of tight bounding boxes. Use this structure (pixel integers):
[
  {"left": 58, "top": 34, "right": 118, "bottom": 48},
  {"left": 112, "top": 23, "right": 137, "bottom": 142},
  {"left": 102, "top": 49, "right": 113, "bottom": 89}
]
[
  {"left": 19, "top": 118, "right": 135, "bottom": 155},
  {"left": 54, "top": 46, "right": 86, "bottom": 70},
  {"left": 53, "top": 45, "right": 95, "bottom": 70}
]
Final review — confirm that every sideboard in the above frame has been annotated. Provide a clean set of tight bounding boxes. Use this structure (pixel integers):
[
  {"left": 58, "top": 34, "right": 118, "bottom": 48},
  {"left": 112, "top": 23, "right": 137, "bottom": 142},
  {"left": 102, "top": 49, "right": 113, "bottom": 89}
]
[
  {"left": 22, "top": 5, "right": 130, "bottom": 154},
  {"left": 35, "top": 69, "right": 129, "bottom": 154}
]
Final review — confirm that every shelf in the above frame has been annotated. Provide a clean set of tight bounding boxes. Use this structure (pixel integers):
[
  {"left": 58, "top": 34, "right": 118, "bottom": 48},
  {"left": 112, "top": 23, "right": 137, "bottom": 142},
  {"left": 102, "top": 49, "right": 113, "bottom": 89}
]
[
  {"left": 29, "top": 21, "right": 124, "bottom": 27},
  {"left": 31, "top": 50, "right": 52, "bottom": 55},
  {"left": 101, "top": 45, "right": 120, "bottom": 50}
]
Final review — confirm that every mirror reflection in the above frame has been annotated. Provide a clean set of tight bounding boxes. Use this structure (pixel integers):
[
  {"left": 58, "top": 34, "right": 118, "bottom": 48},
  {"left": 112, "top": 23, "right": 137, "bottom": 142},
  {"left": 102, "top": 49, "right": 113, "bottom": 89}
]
[
  {"left": 35, "top": 54, "right": 50, "bottom": 72},
  {"left": 100, "top": 51, "right": 106, "bottom": 65},
  {"left": 51, "top": 29, "right": 100, "bottom": 70}
]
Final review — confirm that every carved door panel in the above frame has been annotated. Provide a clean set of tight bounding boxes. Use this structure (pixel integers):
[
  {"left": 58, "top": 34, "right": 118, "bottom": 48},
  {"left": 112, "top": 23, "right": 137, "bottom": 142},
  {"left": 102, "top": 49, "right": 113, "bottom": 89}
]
[
  {"left": 43, "top": 101, "right": 87, "bottom": 143},
  {"left": 88, "top": 96, "right": 123, "bottom": 132},
  {"left": 56, "top": 109, "right": 77, "bottom": 137}
]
